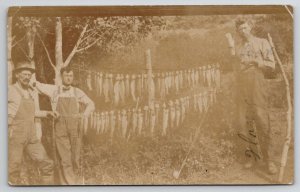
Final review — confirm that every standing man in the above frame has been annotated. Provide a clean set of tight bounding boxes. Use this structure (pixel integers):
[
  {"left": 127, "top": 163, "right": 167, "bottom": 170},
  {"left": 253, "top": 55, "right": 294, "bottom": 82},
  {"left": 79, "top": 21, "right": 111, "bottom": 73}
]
[
  {"left": 229, "top": 20, "right": 277, "bottom": 174},
  {"left": 8, "top": 61, "right": 55, "bottom": 185},
  {"left": 33, "top": 66, "right": 95, "bottom": 184}
]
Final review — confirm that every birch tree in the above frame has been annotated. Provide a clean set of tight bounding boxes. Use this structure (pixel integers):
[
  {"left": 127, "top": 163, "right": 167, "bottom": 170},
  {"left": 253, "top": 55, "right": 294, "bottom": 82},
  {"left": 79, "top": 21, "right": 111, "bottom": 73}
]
[{"left": 12, "top": 16, "right": 165, "bottom": 85}]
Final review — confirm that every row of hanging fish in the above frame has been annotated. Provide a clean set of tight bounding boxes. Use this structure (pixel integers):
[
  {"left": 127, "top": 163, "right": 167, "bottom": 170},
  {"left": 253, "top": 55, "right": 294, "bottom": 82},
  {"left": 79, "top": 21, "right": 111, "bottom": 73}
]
[
  {"left": 85, "top": 88, "right": 218, "bottom": 138},
  {"left": 84, "top": 64, "right": 221, "bottom": 106}
]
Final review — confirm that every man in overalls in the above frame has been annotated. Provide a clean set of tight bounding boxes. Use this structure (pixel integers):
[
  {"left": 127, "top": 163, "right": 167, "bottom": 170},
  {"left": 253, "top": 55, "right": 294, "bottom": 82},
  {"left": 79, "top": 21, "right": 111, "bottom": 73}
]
[
  {"left": 34, "top": 66, "right": 95, "bottom": 184},
  {"left": 8, "top": 62, "right": 54, "bottom": 185},
  {"left": 234, "top": 20, "right": 277, "bottom": 174}
]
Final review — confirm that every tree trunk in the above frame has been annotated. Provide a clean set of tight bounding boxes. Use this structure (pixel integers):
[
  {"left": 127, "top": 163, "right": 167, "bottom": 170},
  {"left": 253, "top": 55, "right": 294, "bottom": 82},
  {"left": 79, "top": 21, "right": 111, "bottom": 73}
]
[
  {"left": 26, "top": 20, "right": 43, "bottom": 140},
  {"left": 146, "top": 49, "right": 155, "bottom": 106},
  {"left": 27, "top": 25, "right": 36, "bottom": 63},
  {"left": 7, "top": 17, "right": 13, "bottom": 85},
  {"left": 55, "top": 17, "right": 63, "bottom": 85}
]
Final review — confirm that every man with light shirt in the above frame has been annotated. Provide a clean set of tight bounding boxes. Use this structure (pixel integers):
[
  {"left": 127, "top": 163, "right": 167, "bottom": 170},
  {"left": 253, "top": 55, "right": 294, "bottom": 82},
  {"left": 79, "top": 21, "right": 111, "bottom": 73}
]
[
  {"left": 33, "top": 66, "right": 95, "bottom": 184},
  {"left": 8, "top": 61, "right": 55, "bottom": 185},
  {"left": 233, "top": 19, "right": 277, "bottom": 175}
]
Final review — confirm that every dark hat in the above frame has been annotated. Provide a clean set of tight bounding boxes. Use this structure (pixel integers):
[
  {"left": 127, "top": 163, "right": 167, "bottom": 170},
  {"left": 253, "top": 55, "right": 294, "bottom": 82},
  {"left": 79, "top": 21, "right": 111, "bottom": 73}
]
[{"left": 14, "top": 61, "right": 35, "bottom": 73}]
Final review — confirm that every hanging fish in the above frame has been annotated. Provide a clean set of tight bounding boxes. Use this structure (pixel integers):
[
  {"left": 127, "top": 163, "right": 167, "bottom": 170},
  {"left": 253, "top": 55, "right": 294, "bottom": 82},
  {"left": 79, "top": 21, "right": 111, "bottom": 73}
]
[
  {"left": 180, "top": 98, "right": 186, "bottom": 123},
  {"left": 193, "top": 94, "right": 198, "bottom": 112},
  {"left": 100, "top": 112, "right": 105, "bottom": 133},
  {"left": 132, "top": 108, "right": 138, "bottom": 134},
  {"left": 175, "top": 99, "right": 181, "bottom": 127},
  {"left": 113, "top": 75, "right": 120, "bottom": 106},
  {"left": 130, "top": 74, "right": 137, "bottom": 102},
  {"left": 191, "top": 69, "right": 195, "bottom": 88},
  {"left": 198, "top": 93, "right": 204, "bottom": 113},
  {"left": 121, "top": 109, "right": 128, "bottom": 138},
  {"left": 103, "top": 73, "right": 110, "bottom": 102},
  {"left": 90, "top": 112, "right": 94, "bottom": 130},
  {"left": 125, "top": 74, "right": 130, "bottom": 99},
  {"left": 187, "top": 70, "right": 191, "bottom": 88},
  {"left": 169, "top": 101, "right": 176, "bottom": 129},
  {"left": 195, "top": 69, "right": 199, "bottom": 86},
  {"left": 203, "top": 91, "right": 209, "bottom": 112},
  {"left": 207, "top": 65, "right": 212, "bottom": 87},
  {"left": 143, "top": 105, "right": 149, "bottom": 131},
  {"left": 117, "top": 110, "right": 122, "bottom": 135},
  {"left": 83, "top": 116, "right": 89, "bottom": 135},
  {"left": 137, "top": 108, "right": 143, "bottom": 136},
  {"left": 162, "top": 103, "right": 169, "bottom": 136},
  {"left": 96, "top": 112, "right": 101, "bottom": 134},
  {"left": 99, "top": 72, "right": 103, "bottom": 96},
  {"left": 175, "top": 71, "right": 179, "bottom": 93},
  {"left": 179, "top": 70, "right": 184, "bottom": 89},
  {"left": 149, "top": 107, "right": 156, "bottom": 136},
  {"left": 211, "top": 64, "right": 216, "bottom": 86},
  {"left": 86, "top": 72, "right": 93, "bottom": 91},
  {"left": 164, "top": 72, "right": 169, "bottom": 95},
  {"left": 120, "top": 74, "right": 126, "bottom": 104},
  {"left": 202, "top": 66, "right": 207, "bottom": 86},
  {"left": 108, "top": 73, "right": 114, "bottom": 101},
  {"left": 154, "top": 73, "right": 161, "bottom": 98},
  {"left": 160, "top": 73, "right": 166, "bottom": 98},
  {"left": 154, "top": 103, "right": 160, "bottom": 126},
  {"left": 93, "top": 112, "right": 97, "bottom": 129},
  {"left": 105, "top": 111, "right": 110, "bottom": 132},
  {"left": 136, "top": 74, "right": 142, "bottom": 98},
  {"left": 216, "top": 63, "right": 221, "bottom": 89},
  {"left": 109, "top": 110, "right": 116, "bottom": 138}
]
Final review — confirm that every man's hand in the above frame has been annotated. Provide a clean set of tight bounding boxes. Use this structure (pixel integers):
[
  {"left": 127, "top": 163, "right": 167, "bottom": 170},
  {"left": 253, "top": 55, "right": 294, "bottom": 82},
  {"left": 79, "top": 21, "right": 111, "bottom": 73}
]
[
  {"left": 243, "top": 58, "right": 262, "bottom": 68},
  {"left": 46, "top": 111, "right": 60, "bottom": 119}
]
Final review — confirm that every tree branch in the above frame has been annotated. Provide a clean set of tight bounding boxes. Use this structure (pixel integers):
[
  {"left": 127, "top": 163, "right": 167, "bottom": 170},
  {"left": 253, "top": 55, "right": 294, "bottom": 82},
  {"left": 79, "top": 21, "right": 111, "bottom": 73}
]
[
  {"left": 17, "top": 43, "right": 31, "bottom": 61},
  {"left": 85, "top": 28, "right": 96, "bottom": 34},
  {"left": 37, "top": 32, "right": 56, "bottom": 70},
  {"left": 63, "top": 24, "right": 89, "bottom": 67},
  {"left": 12, "top": 35, "right": 25, "bottom": 48},
  {"left": 80, "top": 29, "right": 98, "bottom": 44},
  {"left": 76, "top": 36, "right": 102, "bottom": 53}
]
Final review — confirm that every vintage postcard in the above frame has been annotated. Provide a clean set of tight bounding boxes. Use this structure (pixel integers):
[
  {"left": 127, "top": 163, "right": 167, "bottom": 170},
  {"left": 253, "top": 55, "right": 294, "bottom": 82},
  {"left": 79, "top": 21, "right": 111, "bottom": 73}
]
[{"left": 7, "top": 5, "right": 294, "bottom": 185}]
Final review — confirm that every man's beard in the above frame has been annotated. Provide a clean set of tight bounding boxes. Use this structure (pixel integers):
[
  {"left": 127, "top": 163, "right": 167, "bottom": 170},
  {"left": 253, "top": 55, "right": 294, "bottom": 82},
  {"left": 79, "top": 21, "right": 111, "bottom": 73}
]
[{"left": 19, "top": 80, "right": 30, "bottom": 88}]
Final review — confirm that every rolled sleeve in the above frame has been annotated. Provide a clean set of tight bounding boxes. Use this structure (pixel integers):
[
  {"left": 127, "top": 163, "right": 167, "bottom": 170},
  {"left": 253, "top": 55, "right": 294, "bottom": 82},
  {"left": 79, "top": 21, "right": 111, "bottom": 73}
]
[
  {"left": 261, "top": 39, "right": 276, "bottom": 69},
  {"left": 8, "top": 86, "right": 20, "bottom": 120},
  {"left": 75, "top": 88, "right": 95, "bottom": 116},
  {"left": 35, "top": 82, "right": 57, "bottom": 98}
]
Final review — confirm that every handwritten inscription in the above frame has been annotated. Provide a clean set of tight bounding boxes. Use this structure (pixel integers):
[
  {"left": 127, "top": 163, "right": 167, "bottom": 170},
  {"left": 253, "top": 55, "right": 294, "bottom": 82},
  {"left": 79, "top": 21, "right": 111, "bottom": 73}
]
[{"left": 238, "top": 120, "right": 262, "bottom": 161}]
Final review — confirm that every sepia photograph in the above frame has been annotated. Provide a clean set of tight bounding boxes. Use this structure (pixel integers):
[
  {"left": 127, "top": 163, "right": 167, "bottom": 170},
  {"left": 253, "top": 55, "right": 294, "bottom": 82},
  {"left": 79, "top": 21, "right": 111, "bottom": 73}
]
[{"left": 7, "top": 5, "right": 294, "bottom": 185}]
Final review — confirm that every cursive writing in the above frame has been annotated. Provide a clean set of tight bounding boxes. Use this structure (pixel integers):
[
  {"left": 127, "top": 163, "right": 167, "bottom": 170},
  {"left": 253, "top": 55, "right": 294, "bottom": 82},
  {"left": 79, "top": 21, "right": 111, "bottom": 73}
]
[{"left": 237, "top": 120, "right": 262, "bottom": 161}]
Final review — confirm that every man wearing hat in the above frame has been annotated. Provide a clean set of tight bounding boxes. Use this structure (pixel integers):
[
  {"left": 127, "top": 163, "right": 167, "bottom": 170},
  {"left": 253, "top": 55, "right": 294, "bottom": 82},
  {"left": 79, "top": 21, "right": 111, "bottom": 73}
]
[
  {"left": 33, "top": 66, "right": 95, "bottom": 185},
  {"left": 8, "top": 61, "right": 55, "bottom": 185}
]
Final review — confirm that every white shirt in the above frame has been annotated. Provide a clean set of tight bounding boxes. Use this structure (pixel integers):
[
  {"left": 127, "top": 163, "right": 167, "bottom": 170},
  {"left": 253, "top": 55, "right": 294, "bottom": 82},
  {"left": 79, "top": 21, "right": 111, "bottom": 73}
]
[
  {"left": 8, "top": 82, "right": 48, "bottom": 123},
  {"left": 35, "top": 82, "right": 95, "bottom": 117}
]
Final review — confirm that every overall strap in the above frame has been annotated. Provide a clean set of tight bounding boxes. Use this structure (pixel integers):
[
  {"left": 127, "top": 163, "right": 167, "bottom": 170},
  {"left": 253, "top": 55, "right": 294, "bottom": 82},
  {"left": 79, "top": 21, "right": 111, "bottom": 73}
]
[
  {"left": 73, "top": 87, "right": 80, "bottom": 108},
  {"left": 73, "top": 87, "right": 77, "bottom": 98},
  {"left": 58, "top": 85, "right": 61, "bottom": 95}
]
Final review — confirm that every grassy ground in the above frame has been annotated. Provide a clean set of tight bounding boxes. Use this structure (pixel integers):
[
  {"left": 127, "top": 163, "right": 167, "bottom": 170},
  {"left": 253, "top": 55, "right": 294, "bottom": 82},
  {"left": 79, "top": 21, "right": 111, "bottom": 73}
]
[{"left": 78, "top": 73, "right": 293, "bottom": 185}]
